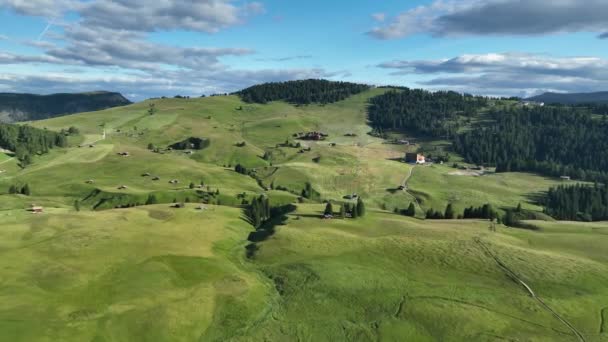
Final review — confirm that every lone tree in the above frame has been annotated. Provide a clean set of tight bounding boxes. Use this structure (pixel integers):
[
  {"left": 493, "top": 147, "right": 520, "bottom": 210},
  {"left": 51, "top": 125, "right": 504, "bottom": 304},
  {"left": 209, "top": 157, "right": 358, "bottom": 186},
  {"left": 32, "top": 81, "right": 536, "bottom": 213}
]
[
  {"left": 356, "top": 197, "right": 365, "bottom": 217},
  {"left": 148, "top": 103, "right": 157, "bottom": 115},
  {"left": 189, "top": 182, "right": 195, "bottom": 189},
  {"left": 405, "top": 202, "right": 416, "bottom": 217},
  {"left": 21, "top": 184, "right": 31, "bottom": 196},
  {"left": 74, "top": 200, "right": 80, "bottom": 212},
  {"left": 324, "top": 202, "right": 334, "bottom": 216},
  {"left": 444, "top": 203, "right": 455, "bottom": 219}
]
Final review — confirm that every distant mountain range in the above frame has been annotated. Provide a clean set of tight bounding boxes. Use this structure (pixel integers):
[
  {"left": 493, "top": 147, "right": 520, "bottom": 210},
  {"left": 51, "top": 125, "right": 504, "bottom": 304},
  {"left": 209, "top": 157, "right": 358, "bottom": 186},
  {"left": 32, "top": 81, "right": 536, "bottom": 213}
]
[
  {"left": 526, "top": 91, "right": 608, "bottom": 105},
  {"left": 0, "top": 91, "right": 131, "bottom": 122}
]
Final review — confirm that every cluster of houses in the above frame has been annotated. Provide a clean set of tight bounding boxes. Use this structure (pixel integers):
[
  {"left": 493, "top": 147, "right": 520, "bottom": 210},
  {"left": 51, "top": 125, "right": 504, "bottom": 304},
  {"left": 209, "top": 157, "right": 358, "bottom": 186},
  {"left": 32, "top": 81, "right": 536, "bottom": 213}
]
[{"left": 293, "top": 131, "right": 329, "bottom": 141}]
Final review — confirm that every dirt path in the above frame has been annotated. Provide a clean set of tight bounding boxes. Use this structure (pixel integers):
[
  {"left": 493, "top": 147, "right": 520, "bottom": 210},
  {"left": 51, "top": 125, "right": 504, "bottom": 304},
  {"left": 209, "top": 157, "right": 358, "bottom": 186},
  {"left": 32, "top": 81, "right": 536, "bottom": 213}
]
[
  {"left": 0, "top": 157, "right": 14, "bottom": 166},
  {"left": 401, "top": 165, "right": 422, "bottom": 210},
  {"left": 474, "top": 238, "right": 586, "bottom": 342}
]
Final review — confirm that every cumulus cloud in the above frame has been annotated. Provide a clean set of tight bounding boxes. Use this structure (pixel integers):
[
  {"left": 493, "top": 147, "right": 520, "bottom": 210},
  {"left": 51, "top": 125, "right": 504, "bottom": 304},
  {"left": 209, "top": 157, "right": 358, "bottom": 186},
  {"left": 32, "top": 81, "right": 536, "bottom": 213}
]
[
  {"left": 368, "top": 0, "right": 608, "bottom": 39},
  {"left": 0, "top": 0, "right": 341, "bottom": 99},
  {"left": 0, "top": 0, "right": 263, "bottom": 33},
  {"left": 379, "top": 53, "right": 608, "bottom": 96}
]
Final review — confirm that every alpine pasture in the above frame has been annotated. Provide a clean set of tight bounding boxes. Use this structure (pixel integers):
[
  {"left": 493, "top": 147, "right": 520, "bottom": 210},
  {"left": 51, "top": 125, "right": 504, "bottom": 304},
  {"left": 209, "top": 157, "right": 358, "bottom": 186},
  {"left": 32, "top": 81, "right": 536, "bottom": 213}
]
[{"left": 0, "top": 90, "right": 606, "bottom": 341}]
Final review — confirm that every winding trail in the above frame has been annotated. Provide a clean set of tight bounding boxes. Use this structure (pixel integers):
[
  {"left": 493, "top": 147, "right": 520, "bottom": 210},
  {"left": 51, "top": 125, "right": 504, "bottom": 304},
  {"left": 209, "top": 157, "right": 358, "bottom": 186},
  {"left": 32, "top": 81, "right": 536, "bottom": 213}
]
[
  {"left": 474, "top": 238, "right": 586, "bottom": 342},
  {"left": 401, "top": 165, "right": 422, "bottom": 210}
]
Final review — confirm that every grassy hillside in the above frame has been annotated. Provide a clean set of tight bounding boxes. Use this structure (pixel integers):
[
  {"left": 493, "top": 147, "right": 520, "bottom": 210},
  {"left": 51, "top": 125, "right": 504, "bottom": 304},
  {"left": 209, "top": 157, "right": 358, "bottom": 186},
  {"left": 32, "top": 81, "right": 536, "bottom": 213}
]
[{"left": 0, "top": 89, "right": 606, "bottom": 341}]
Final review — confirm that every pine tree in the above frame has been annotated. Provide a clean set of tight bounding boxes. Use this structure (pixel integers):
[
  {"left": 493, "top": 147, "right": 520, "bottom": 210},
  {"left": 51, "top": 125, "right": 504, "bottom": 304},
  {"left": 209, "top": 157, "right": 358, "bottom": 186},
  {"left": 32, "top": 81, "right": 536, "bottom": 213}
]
[
  {"left": 21, "top": 184, "right": 30, "bottom": 196},
  {"left": 8, "top": 184, "right": 17, "bottom": 194},
  {"left": 356, "top": 197, "right": 365, "bottom": 217},
  {"left": 406, "top": 202, "right": 416, "bottom": 217},
  {"left": 324, "top": 202, "right": 333, "bottom": 216},
  {"left": 189, "top": 182, "right": 195, "bottom": 189},
  {"left": 444, "top": 203, "right": 455, "bottom": 219},
  {"left": 146, "top": 194, "right": 158, "bottom": 205},
  {"left": 74, "top": 200, "right": 80, "bottom": 212}
]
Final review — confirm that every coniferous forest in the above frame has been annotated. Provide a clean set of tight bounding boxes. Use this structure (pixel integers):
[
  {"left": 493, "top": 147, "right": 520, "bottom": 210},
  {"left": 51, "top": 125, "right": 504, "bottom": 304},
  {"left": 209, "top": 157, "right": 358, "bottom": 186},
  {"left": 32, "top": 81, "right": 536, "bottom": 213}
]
[
  {"left": 236, "top": 79, "right": 370, "bottom": 105},
  {"left": 454, "top": 106, "right": 608, "bottom": 183},
  {"left": 544, "top": 184, "right": 608, "bottom": 221},
  {"left": 0, "top": 123, "right": 67, "bottom": 166},
  {"left": 368, "top": 88, "right": 488, "bottom": 137},
  {"left": 368, "top": 89, "right": 608, "bottom": 183}
]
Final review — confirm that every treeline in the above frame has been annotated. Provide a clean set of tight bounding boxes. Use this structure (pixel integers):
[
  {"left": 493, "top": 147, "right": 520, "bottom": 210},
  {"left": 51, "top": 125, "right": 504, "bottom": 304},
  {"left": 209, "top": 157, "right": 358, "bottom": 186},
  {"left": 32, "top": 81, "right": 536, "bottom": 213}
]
[
  {"left": 0, "top": 123, "right": 67, "bottom": 166},
  {"left": 8, "top": 183, "right": 31, "bottom": 195},
  {"left": 368, "top": 88, "right": 488, "bottom": 137},
  {"left": 237, "top": 79, "right": 370, "bottom": 105},
  {"left": 454, "top": 106, "right": 608, "bottom": 183},
  {"left": 544, "top": 184, "right": 608, "bottom": 221},
  {"left": 424, "top": 203, "right": 499, "bottom": 221},
  {"left": 324, "top": 198, "right": 365, "bottom": 219}
]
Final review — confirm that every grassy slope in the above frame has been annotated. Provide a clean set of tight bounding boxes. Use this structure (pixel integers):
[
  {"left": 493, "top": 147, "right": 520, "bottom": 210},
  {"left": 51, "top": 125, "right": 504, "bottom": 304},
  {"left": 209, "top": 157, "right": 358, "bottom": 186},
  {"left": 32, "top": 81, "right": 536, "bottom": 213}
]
[
  {"left": 0, "top": 90, "right": 606, "bottom": 341},
  {"left": 0, "top": 205, "right": 271, "bottom": 342},
  {"left": 247, "top": 206, "right": 608, "bottom": 342}
]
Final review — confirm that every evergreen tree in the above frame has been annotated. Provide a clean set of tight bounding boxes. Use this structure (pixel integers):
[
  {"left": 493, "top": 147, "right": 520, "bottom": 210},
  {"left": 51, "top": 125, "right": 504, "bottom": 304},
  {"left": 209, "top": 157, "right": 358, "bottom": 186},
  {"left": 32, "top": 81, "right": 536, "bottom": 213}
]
[
  {"left": 21, "top": 183, "right": 30, "bottom": 196},
  {"left": 189, "top": 182, "right": 195, "bottom": 189},
  {"left": 324, "top": 202, "right": 334, "bottom": 216},
  {"left": 146, "top": 194, "right": 158, "bottom": 205},
  {"left": 503, "top": 209, "right": 515, "bottom": 227},
  {"left": 444, "top": 203, "right": 455, "bottom": 219},
  {"left": 356, "top": 197, "right": 365, "bottom": 217},
  {"left": 405, "top": 202, "right": 416, "bottom": 217},
  {"left": 74, "top": 200, "right": 80, "bottom": 212}
]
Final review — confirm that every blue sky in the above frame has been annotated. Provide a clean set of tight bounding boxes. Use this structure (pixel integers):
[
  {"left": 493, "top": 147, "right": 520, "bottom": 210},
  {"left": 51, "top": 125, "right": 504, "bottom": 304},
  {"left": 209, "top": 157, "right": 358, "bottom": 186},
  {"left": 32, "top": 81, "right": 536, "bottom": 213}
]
[{"left": 1, "top": 0, "right": 608, "bottom": 100}]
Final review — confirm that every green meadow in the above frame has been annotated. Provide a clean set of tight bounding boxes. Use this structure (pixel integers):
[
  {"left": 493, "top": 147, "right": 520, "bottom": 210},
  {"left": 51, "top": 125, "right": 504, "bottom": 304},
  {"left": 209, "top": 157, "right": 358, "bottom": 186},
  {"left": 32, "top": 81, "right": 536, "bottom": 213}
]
[{"left": 0, "top": 90, "right": 606, "bottom": 341}]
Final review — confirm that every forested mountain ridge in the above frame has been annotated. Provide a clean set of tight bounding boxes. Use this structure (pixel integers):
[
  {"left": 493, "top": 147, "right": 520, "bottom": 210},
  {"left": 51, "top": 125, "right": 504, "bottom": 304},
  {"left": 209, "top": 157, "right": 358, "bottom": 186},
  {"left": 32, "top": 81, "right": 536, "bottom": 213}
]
[
  {"left": 0, "top": 91, "right": 131, "bottom": 123},
  {"left": 527, "top": 91, "right": 608, "bottom": 104},
  {"left": 236, "top": 79, "right": 370, "bottom": 105}
]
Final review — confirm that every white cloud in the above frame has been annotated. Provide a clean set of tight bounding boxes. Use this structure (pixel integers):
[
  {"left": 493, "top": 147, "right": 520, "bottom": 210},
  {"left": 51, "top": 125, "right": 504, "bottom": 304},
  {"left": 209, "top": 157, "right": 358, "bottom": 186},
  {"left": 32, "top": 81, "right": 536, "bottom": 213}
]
[
  {"left": 0, "top": 0, "right": 344, "bottom": 98},
  {"left": 379, "top": 53, "right": 608, "bottom": 96},
  {"left": 368, "top": 0, "right": 608, "bottom": 39}
]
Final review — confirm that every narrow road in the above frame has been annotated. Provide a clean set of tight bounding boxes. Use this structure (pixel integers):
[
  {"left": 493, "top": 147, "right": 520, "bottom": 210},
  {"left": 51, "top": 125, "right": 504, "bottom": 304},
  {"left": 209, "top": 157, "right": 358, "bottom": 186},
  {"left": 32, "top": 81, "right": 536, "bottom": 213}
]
[{"left": 474, "top": 238, "right": 586, "bottom": 342}]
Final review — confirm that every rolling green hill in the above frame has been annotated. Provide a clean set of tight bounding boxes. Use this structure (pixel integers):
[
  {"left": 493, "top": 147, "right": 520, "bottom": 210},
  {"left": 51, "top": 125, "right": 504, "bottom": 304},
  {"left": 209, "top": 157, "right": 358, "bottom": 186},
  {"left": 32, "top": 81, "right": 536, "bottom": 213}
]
[{"left": 0, "top": 87, "right": 606, "bottom": 341}]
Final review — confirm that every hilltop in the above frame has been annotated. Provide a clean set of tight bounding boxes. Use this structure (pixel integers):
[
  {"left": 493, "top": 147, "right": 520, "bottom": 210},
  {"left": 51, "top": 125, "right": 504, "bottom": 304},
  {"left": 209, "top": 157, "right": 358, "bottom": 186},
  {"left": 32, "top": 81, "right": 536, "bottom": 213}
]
[
  {"left": 527, "top": 91, "right": 608, "bottom": 104},
  {"left": 0, "top": 80, "right": 606, "bottom": 341},
  {"left": 0, "top": 91, "right": 131, "bottom": 122}
]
